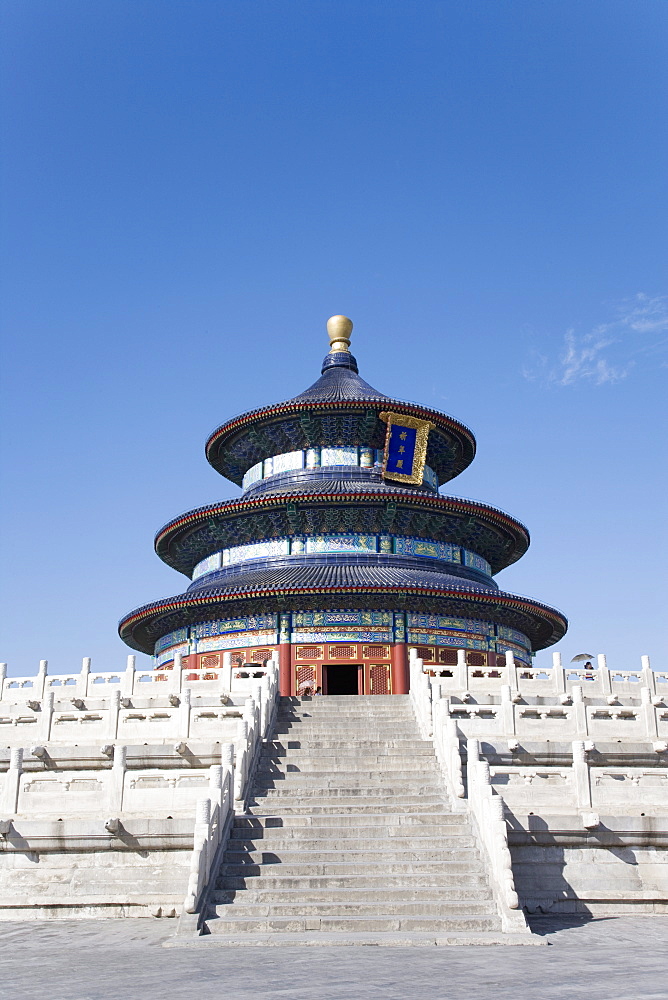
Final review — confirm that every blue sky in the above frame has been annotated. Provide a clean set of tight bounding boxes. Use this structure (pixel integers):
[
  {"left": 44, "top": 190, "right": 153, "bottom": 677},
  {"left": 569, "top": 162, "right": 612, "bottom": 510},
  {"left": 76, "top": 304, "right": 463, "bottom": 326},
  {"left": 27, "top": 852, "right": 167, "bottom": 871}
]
[{"left": 1, "top": 0, "right": 666, "bottom": 676}]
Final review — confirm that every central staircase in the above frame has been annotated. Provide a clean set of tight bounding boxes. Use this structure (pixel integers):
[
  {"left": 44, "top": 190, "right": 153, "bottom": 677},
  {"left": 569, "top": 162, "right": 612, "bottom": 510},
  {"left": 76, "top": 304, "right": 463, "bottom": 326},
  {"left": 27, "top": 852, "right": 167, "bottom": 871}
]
[{"left": 202, "top": 695, "right": 528, "bottom": 945}]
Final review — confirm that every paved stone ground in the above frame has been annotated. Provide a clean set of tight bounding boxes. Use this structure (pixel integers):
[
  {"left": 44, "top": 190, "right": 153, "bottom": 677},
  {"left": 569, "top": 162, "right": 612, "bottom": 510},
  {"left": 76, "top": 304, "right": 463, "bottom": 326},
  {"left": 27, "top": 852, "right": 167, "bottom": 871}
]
[{"left": 0, "top": 917, "right": 666, "bottom": 999}]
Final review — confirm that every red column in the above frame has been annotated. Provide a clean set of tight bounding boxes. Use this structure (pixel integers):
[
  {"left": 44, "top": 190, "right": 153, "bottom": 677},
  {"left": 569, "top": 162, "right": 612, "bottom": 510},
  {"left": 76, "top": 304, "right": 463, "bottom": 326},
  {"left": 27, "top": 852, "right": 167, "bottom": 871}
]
[
  {"left": 391, "top": 643, "right": 409, "bottom": 694},
  {"left": 279, "top": 642, "right": 292, "bottom": 696}
]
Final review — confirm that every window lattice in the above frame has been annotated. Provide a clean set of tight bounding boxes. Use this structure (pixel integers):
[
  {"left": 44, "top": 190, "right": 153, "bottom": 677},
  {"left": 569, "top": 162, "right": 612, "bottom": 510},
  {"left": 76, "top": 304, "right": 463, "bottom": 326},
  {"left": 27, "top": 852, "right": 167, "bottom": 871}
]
[
  {"left": 296, "top": 665, "right": 315, "bottom": 693},
  {"left": 467, "top": 652, "right": 486, "bottom": 667},
  {"left": 251, "top": 649, "right": 273, "bottom": 662},
  {"left": 415, "top": 646, "right": 435, "bottom": 662},
  {"left": 363, "top": 645, "right": 390, "bottom": 659},
  {"left": 296, "top": 646, "right": 323, "bottom": 660},
  {"left": 439, "top": 649, "right": 458, "bottom": 666},
  {"left": 370, "top": 663, "right": 390, "bottom": 695},
  {"left": 329, "top": 645, "right": 356, "bottom": 659},
  {"left": 200, "top": 654, "right": 220, "bottom": 671}
]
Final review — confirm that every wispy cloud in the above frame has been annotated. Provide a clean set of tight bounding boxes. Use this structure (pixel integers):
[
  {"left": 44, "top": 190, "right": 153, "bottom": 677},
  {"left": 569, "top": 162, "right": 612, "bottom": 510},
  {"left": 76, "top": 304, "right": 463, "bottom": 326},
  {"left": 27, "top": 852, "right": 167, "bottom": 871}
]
[{"left": 522, "top": 293, "right": 668, "bottom": 387}]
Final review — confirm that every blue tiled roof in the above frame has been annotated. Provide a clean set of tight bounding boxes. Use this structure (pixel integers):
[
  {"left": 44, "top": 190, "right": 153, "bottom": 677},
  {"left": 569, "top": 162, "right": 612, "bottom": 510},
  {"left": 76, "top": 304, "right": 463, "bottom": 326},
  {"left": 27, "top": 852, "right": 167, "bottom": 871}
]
[
  {"left": 287, "top": 351, "right": 390, "bottom": 403},
  {"left": 244, "top": 466, "right": 436, "bottom": 498},
  {"left": 186, "top": 560, "right": 496, "bottom": 595},
  {"left": 187, "top": 552, "right": 497, "bottom": 594}
]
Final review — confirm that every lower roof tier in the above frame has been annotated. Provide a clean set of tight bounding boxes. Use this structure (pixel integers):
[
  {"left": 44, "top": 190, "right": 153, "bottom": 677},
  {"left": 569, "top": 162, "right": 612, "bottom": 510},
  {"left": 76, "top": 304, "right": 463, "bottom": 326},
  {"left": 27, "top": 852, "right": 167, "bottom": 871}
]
[
  {"left": 154, "top": 486, "right": 530, "bottom": 577},
  {"left": 118, "top": 569, "right": 567, "bottom": 654}
]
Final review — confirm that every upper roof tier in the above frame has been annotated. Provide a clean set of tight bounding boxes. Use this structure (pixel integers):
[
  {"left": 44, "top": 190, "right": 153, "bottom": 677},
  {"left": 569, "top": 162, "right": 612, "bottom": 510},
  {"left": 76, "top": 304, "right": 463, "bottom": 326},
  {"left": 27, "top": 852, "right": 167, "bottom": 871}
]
[{"left": 205, "top": 316, "right": 476, "bottom": 487}]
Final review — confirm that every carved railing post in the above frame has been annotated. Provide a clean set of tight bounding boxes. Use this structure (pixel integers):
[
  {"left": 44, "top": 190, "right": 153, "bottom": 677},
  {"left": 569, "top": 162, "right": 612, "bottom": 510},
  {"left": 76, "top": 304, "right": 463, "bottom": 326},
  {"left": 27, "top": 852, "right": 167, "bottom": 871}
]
[
  {"left": 39, "top": 690, "right": 54, "bottom": 741},
  {"left": 641, "top": 686, "right": 658, "bottom": 739},
  {"left": 3, "top": 748, "right": 23, "bottom": 814},
  {"left": 77, "top": 657, "right": 91, "bottom": 698},
  {"left": 500, "top": 684, "right": 515, "bottom": 737},
  {"left": 108, "top": 688, "right": 120, "bottom": 740},
  {"left": 598, "top": 653, "right": 612, "bottom": 695},
  {"left": 455, "top": 649, "right": 467, "bottom": 690},
  {"left": 170, "top": 652, "right": 183, "bottom": 695},
  {"left": 572, "top": 740, "right": 592, "bottom": 810},
  {"left": 109, "top": 745, "right": 126, "bottom": 814},
  {"left": 179, "top": 688, "right": 191, "bottom": 738},
  {"left": 36, "top": 660, "right": 48, "bottom": 699},
  {"left": 552, "top": 651, "right": 566, "bottom": 694},
  {"left": 572, "top": 684, "right": 587, "bottom": 736},
  {"left": 221, "top": 652, "right": 232, "bottom": 696},
  {"left": 641, "top": 655, "right": 655, "bottom": 695},
  {"left": 122, "top": 655, "right": 135, "bottom": 698}
]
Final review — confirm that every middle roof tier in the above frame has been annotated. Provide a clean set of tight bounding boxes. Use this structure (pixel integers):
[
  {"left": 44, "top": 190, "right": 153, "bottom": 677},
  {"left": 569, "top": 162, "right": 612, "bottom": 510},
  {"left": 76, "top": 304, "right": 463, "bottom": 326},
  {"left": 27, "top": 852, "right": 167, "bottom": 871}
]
[{"left": 155, "top": 477, "right": 530, "bottom": 578}]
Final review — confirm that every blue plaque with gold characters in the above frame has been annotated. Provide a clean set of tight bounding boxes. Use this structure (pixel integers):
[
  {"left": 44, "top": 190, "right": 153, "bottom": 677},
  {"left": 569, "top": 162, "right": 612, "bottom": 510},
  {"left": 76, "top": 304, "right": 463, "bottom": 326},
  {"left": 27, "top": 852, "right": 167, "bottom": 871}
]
[{"left": 379, "top": 412, "right": 435, "bottom": 485}]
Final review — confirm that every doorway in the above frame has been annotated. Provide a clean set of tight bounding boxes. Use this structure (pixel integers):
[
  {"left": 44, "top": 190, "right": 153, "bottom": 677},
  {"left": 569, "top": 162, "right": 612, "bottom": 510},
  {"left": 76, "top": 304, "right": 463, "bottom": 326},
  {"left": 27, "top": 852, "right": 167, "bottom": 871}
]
[{"left": 323, "top": 663, "right": 361, "bottom": 695}]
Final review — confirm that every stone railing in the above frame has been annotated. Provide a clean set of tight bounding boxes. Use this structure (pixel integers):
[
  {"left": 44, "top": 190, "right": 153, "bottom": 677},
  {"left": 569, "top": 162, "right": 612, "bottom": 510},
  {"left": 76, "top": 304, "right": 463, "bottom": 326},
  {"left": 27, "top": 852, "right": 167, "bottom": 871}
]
[
  {"left": 420, "top": 650, "right": 663, "bottom": 700},
  {"left": 410, "top": 650, "right": 529, "bottom": 933},
  {"left": 412, "top": 650, "right": 667, "bottom": 742},
  {"left": 431, "top": 698, "right": 465, "bottom": 801},
  {"left": 409, "top": 653, "right": 432, "bottom": 738},
  {"left": 0, "top": 654, "right": 234, "bottom": 702},
  {"left": 232, "top": 670, "right": 279, "bottom": 805},
  {"left": 0, "top": 656, "right": 280, "bottom": 921},
  {"left": 0, "top": 656, "right": 280, "bottom": 747},
  {"left": 437, "top": 684, "right": 667, "bottom": 741},
  {"left": 466, "top": 737, "right": 526, "bottom": 932},
  {"left": 182, "top": 660, "right": 279, "bottom": 918},
  {"left": 183, "top": 761, "right": 234, "bottom": 914}
]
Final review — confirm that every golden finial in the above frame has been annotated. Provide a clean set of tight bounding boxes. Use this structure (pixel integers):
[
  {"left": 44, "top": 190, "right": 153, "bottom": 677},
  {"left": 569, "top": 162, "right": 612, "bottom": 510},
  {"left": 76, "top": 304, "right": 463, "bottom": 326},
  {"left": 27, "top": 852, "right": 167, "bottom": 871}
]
[{"left": 326, "top": 315, "right": 353, "bottom": 353}]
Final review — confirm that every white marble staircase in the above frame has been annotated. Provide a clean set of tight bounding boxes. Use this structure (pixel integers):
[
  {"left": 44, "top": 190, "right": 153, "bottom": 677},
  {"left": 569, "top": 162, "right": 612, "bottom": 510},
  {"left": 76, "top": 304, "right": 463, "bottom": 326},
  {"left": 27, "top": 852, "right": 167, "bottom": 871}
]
[{"left": 202, "top": 695, "right": 534, "bottom": 945}]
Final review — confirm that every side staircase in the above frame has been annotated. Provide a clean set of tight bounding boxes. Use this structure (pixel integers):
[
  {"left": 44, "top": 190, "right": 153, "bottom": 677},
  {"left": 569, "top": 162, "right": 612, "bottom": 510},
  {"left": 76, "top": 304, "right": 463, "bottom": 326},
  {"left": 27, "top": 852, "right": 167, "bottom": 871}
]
[{"left": 202, "top": 695, "right": 532, "bottom": 945}]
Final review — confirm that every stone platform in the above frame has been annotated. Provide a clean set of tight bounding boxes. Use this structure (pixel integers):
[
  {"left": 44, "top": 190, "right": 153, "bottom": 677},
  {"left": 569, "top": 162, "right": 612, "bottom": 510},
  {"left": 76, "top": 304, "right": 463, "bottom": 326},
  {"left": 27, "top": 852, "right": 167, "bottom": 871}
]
[{"left": 0, "top": 917, "right": 666, "bottom": 999}]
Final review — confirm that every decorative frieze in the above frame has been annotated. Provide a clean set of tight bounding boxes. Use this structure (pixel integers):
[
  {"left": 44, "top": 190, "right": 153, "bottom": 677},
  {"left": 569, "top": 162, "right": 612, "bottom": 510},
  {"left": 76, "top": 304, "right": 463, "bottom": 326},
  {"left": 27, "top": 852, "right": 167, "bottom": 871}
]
[
  {"left": 241, "top": 444, "right": 438, "bottom": 491},
  {"left": 191, "top": 534, "right": 492, "bottom": 581}
]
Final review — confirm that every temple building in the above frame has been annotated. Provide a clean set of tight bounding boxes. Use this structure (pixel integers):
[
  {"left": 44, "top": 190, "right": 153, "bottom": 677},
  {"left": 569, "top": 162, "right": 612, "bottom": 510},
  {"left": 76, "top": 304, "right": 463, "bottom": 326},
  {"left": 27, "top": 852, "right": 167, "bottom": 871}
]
[
  {"left": 0, "top": 316, "right": 663, "bottom": 933},
  {"left": 119, "top": 316, "right": 567, "bottom": 693}
]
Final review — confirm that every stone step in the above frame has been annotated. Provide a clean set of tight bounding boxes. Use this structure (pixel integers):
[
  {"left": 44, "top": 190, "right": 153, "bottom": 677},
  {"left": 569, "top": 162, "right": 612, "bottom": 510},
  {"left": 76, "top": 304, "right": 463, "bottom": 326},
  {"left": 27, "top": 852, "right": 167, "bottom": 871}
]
[
  {"left": 261, "top": 747, "right": 434, "bottom": 758},
  {"left": 278, "top": 720, "right": 415, "bottom": 727},
  {"left": 228, "top": 835, "right": 474, "bottom": 851},
  {"left": 277, "top": 713, "right": 414, "bottom": 721},
  {"left": 222, "top": 860, "right": 485, "bottom": 877},
  {"left": 230, "top": 827, "right": 469, "bottom": 843},
  {"left": 224, "top": 847, "right": 480, "bottom": 864},
  {"left": 255, "top": 772, "right": 442, "bottom": 782},
  {"left": 253, "top": 775, "right": 443, "bottom": 788},
  {"left": 272, "top": 729, "right": 420, "bottom": 738},
  {"left": 279, "top": 708, "right": 412, "bottom": 714},
  {"left": 248, "top": 802, "right": 449, "bottom": 814},
  {"left": 182, "top": 930, "right": 538, "bottom": 948},
  {"left": 251, "top": 793, "right": 447, "bottom": 806},
  {"left": 280, "top": 703, "right": 413, "bottom": 711},
  {"left": 205, "top": 915, "right": 500, "bottom": 934},
  {"left": 255, "top": 771, "right": 445, "bottom": 797},
  {"left": 210, "top": 900, "right": 495, "bottom": 918},
  {"left": 252, "top": 783, "right": 444, "bottom": 795},
  {"left": 282, "top": 696, "right": 408, "bottom": 702},
  {"left": 275, "top": 721, "right": 416, "bottom": 728},
  {"left": 264, "top": 740, "right": 429, "bottom": 750},
  {"left": 218, "top": 873, "right": 490, "bottom": 890},
  {"left": 233, "top": 812, "right": 466, "bottom": 829},
  {"left": 257, "top": 761, "right": 439, "bottom": 773},
  {"left": 213, "top": 886, "right": 493, "bottom": 904},
  {"left": 280, "top": 701, "right": 410, "bottom": 708},
  {"left": 261, "top": 746, "right": 435, "bottom": 757},
  {"left": 198, "top": 692, "right": 521, "bottom": 945}
]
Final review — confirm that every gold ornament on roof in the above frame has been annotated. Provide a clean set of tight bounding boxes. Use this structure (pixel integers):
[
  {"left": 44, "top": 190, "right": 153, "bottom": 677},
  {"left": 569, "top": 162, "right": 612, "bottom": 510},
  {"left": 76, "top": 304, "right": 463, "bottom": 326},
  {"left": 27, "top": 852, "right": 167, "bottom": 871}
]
[{"left": 326, "top": 315, "right": 353, "bottom": 353}]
